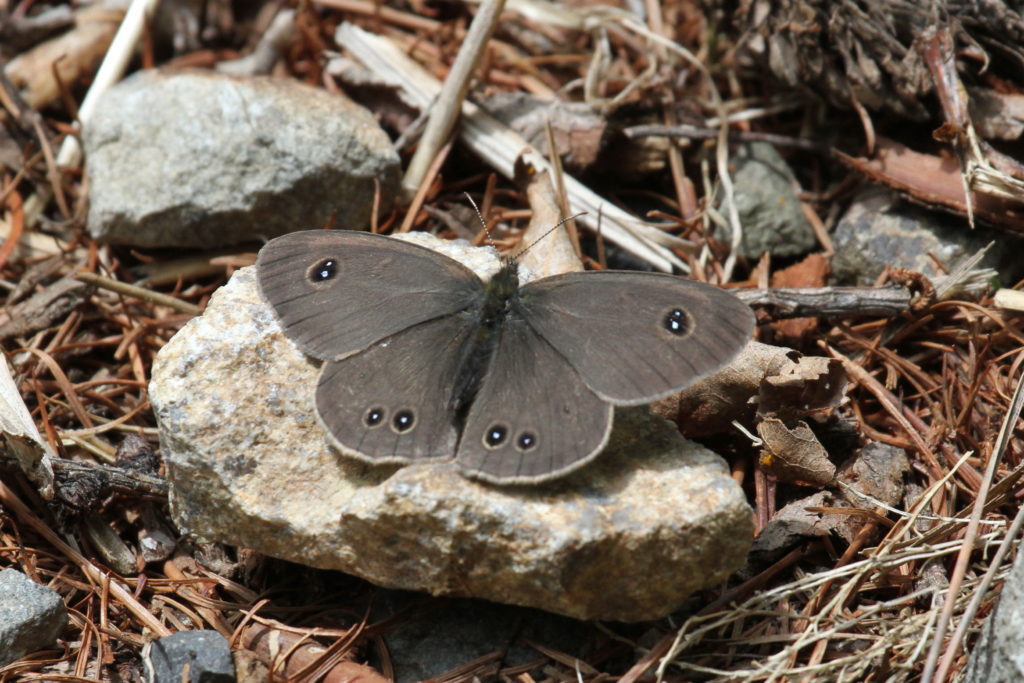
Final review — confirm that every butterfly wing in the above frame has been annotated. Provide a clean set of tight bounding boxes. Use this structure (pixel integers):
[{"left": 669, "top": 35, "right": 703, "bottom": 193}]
[
  {"left": 455, "top": 316, "right": 613, "bottom": 484},
  {"left": 257, "top": 230, "right": 485, "bottom": 360},
  {"left": 316, "top": 312, "right": 478, "bottom": 463},
  {"left": 516, "top": 271, "right": 754, "bottom": 405}
]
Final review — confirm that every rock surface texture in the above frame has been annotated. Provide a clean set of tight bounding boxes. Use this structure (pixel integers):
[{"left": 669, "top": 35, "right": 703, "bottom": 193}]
[
  {"left": 84, "top": 68, "right": 399, "bottom": 248},
  {"left": 730, "top": 142, "right": 817, "bottom": 260},
  {"left": 831, "top": 188, "right": 1019, "bottom": 285},
  {"left": 0, "top": 569, "right": 68, "bottom": 666},
  {"left": 150, "top": 234, "right": 754, "bottom": 622},
  {"left": 144, "top": 630, "right": 235, "bottom": 683}
]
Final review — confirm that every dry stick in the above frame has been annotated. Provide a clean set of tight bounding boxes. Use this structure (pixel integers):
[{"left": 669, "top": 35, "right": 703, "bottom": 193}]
[
  {"left": 11, "top": 454, "right": 167, "bottom": 498},
  {"left": 624, "top": 124, "right": 832, "bottom": 154},
  {"left": 927, "top": 365, "right": 1024, "bottom": 682},
  {"left": 0, "top": 478, "right": 171, "bottom": 636},
  {"left": 73, "top": 271, "right": 201, "bottom": 315},
  {"left": 55, "top": 0, "right": 160, "bottom": 169},
  {"left": 541, "top": 118, "right": 581, "bottom": 260},
  {"left": 643, "top": 0, "right": 691, "bottom": 227},
  {"left": 400, "top": 0, "right": 506, "bottom": 202},
  {"left": 396, "top": 139, "right": 453, "bottom": 234},
  {"left": 737, "top": 286, "right": 913, "bottom": 318},
  {"left": 215, "top": 8, "right": 296, "bottom": 76}
]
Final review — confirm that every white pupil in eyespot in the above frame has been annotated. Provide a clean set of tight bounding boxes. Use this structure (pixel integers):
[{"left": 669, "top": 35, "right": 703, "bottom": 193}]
[
  {"left": 393, "top": 410, "right": 414, "bottom": 432},
  {"left": 664, "top": 308, "right": 690, "bottom": 335},
  {"left": 365, "top": 407, "right": 384, "bottom": 427},
  {"left": 312, "top": 260, "right": 337, "bottom": 281},
  {"left": 486, "top": 425, "right": 508, "bottom": 446},
  {"left": 516, "top": 432, "right": 537, "bottom": 451}
]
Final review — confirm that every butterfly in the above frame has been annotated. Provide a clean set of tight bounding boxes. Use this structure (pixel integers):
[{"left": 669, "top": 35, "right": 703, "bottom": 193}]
[{"left": 256, "top": 230, "right": 754, "bottom": 484}]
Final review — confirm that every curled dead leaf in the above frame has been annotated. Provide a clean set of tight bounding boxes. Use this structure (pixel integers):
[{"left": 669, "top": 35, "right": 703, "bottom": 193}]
[
  {"left": 758, "top": 418, "right": 836, "bottom": 487},
  {"left": 664, "top": 341, "right": 848, "bottom": 437},
  {"left": 758, "top": 354, "right": 848, "bottom": 423}
]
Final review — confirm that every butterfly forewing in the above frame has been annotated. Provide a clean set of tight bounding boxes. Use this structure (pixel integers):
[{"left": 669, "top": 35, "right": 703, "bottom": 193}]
[
  {"left": 456, "top": 316, "right": 613, "bottom": 484},
  {"left": 516, "top": 271, "right": 754, "bottom": 405},
  {"left": 316, "top": 313, "right": 478, "bottom": 463},
  {"left": 257, "top": 231, "right": 485, "bottom": 360}
]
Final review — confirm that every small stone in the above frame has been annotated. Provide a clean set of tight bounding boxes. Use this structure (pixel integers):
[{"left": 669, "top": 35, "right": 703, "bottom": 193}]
[
  {"left": 144, "top": 630, "right": 235, "bottom": 683},
  {"left": 83, "top": 68, "right": 400, "bottom": 248},
  {"left": 729, "top": 142, "right": 817, "bottom": 260},
  {"left": 150, "top": 234, "right": 754, "bottom": 622},
  {"left": 0, "top": 569, "right": 68, "bottom": 666},
  {"left": 831, "top": 188, "right": 1020, "bottom": 285}
]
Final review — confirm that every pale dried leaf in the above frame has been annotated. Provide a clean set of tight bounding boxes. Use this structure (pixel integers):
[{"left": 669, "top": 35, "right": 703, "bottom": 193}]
[
  {"left": 758, "top": 418, "right": 836, "bottom": 487},
  {"left": 0, "top": 353, "right": 55, "bottom": 495}
]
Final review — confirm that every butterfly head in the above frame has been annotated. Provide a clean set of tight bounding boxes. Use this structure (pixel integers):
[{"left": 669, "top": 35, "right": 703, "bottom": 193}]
[{"left": 485, "top": 259, "right": 521, "bottom": 304}]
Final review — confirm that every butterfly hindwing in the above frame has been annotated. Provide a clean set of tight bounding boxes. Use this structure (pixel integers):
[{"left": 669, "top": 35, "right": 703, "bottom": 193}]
[
  {"left": 455, "top": 316, "right": 613, "bottom": 484},
  {"left": 316, "top": 312, "right": 478, "bottom": 463},
  {"left": 515, "top": 271, "right": 754, "bottom": 405},
  {"left": 257, "top": 231, "right": 485, "bottom": 360}
]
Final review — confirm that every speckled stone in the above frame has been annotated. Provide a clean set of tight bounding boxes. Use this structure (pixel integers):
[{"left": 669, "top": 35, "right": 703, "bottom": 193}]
[
  {"left": 0, "top": 569, "right": 67, "bottom": 666},
  {"left": 84, "top": 68, "right": 399, "bottom": 248}
]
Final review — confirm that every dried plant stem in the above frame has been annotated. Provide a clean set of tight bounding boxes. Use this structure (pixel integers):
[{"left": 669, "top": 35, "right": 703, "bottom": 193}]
[
  {"left": 74, "top": 271, "right": 201, "bottom": 315},
  {"left": 942, "top": 500, "right": 1024, "bottom": 676},
  {"left": 738, "top": 286, "right": 914, "bottom": 318},
  {"left": 625, "top": 124, "right": 831, "bottom": 153},
  {"left": 398, "top": 140, "right": 453, "bottom": 233},
  {"left": 401, "top": 0, "right": 505, "bottom": 201}
]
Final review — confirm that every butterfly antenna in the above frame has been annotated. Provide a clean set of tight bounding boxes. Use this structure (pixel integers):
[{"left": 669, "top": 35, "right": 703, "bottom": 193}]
[
  {"left": 513, "top": 211, "right": 588, "bottom": 263},
  {"left": 464, "top": 193, "right": 495, "bottom": 247}
]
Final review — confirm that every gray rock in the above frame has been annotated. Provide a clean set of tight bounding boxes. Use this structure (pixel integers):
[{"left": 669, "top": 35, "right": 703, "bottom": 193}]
[
  {"left": 831, "top": 188, "right": 1019, "bottom": 285},
  {"left": 144, "top": 630, "right": 234, "bottom": 683},
  {"left": 0, "top": 568, "right": 67, "bottom": 666},
  {"left": 964, "top": 543, "right": 1024, "bottom": 682},
  {"left": 83, "top": 68, "right": 399, "bottom": 248},
  {"left": 730, "top": 142, "right": 817, "bottom": 259},
  {"left": 149, "top": 234, "right": 754, "bottom": 623}
]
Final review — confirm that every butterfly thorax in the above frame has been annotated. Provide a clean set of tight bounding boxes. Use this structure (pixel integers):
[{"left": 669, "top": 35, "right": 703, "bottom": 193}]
[
  {"left": 479, "top": 260, "right": 521, "bottom": 326},
  {"left": 449, "top": 261, "right": 522, "bottom": 416}
]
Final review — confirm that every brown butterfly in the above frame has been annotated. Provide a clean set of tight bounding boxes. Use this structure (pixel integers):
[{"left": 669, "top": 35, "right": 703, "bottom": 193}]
[{"left": 257, "top": 230, "right": 754, "bottom": 484}]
